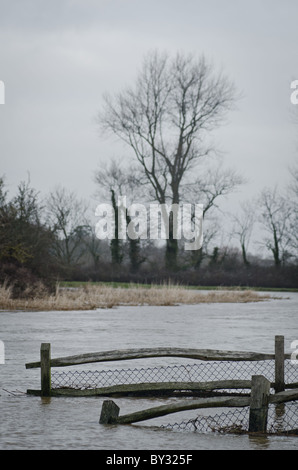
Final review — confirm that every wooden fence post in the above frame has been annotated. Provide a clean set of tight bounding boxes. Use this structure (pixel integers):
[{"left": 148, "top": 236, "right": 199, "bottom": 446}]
[
  {"left": 274, "top": 335, "right": 285, "bottom": 393},
  {"left": 248, "top": 375, "right": 270, "bottom": 433},
  {"left": 99, "top": 400, "right": 120, "bottom": 424},
  {"left": 40, "top": 343, "right": 51, "bottom": 397}
]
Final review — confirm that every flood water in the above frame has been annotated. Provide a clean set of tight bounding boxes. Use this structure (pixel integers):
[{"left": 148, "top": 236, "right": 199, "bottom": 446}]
[{"left": 0, "top": 291, "right": 298, "bottom": 450}]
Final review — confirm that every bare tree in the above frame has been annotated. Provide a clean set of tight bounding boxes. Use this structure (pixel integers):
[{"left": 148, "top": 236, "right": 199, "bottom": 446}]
[
  {"left": 81, "top": 225, "right": 102, "bottom": 268},
  {"left": 181, "top": 160, "right": 243, "bottom": 267},
  {"left": 46, "top": 186, "right": 90, "bottom": 268},
  {"left": 287, "top": 161, "right": 298, "bottom": 257},
  {"left": 94, "top": 158, "right": 146, "bottom": 271},
  {"left": 231, "top": 200, "right": 255, "bottom": 266},
  {"left": 98, "top": 50, "right": 237, "bottom": 269},
  {"left": 258, "top": 187, "right": 292, "bottom": 266}
]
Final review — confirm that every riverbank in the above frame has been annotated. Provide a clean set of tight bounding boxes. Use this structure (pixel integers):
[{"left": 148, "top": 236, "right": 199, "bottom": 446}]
[
  {"left": 61, "top": 281, "right": 298, "bottom": 293},
  {"left": 0, "top": 282, "right": 278, "bottom": 311}
]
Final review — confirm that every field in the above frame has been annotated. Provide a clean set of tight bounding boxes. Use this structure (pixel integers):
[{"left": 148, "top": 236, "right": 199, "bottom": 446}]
[{"left": 0, "top": 281, "right": 277, "bottom": 311}]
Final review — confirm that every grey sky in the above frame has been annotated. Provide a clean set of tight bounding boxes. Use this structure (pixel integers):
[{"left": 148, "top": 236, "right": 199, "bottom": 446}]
[{"left": 0, "top": 0, "right": 297, "bottom": 216}]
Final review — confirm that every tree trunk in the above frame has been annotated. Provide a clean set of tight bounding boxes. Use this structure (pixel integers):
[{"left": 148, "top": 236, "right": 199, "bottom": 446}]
[
  {"left": 165, "top": 210, "right": 178, "bottom": 270},
  {"left": 110, "top": 189, "right": 123, "bottom": 265},
  {"left": 192, "top": 247, "right": 204, "bottom": 269},
  {"left": 241, "top": 243, "right": 250, "bottom": 266}
]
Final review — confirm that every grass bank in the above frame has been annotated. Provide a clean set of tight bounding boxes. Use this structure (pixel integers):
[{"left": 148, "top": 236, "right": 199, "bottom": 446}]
[
  {"left": 0, "top": 281, "right": 278, "bottom": 311},
  {"left": 60, "top": 280, "right": 298, "bottom": 293}
]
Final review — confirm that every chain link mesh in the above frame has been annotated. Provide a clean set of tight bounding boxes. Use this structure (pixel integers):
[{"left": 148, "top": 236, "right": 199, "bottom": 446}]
[
  {"left": 52, "top": 359, "right": 296, "bottom": 391},
  {"left": 162, "top": 402, "right": 298, "bottom": 435},
  {"left": 51, "top": 359, "right": 298, "bottom": 435}
]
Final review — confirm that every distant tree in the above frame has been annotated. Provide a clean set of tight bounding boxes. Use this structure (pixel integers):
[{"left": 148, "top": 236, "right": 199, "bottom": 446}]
[
  {"left": 46, "top": 186, "right": 90, "bottom": 268},
  {"left": 94, "top": 158, "right": 146, "bottom": 271},
  {"left": 0, "top": 178, "right": 53, "bottom": 268},
  {"left": 231, "top": 201, "right": 255, "bottom": 266},
  {"left": 0, "top": 176, "right": 7, "bottom": 207},
  {"left": 0, "top": 177, "right": 56, "bottom": 294},
  {"left": 82, "top": 225, "right": 102, "bottom": 268},
  {"left": 287, "top": 161, "right": 298, "bottom": 258},
  {"left": 258, "top": 187, "right": 292, "bottom": 266},
  {"left": 184, "top": 161, "right": 243, "bottom": 268}
]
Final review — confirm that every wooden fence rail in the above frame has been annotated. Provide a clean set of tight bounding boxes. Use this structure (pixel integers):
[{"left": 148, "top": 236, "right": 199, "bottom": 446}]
[
  {"left": 25, "top": 336, "right": 298, "bottom": 434},
  {"left": 25, "top": 336, "right": 292, "bottom": 397},
  {"left": 30, "top": 379, "right": 253, "bottom": 398},
  {"left": 25, "top": 346, "right": 285, "bottom": 369}
]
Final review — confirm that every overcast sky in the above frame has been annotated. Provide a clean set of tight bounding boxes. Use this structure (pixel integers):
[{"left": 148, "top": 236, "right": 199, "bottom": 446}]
[{"left": 0, "top": 0, "right": 297, "bottom": 217}]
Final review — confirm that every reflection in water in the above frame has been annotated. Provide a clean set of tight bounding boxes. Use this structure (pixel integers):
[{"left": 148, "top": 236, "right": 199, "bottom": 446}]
[
  {"left": 273, "top": 404, "right": 286, "bottom": 434},
  {"left": 248, "top": 433, "right": 270, "bottom": 449},
  {"left": 40, "top": 397, "right": 52, "bottom": 406}
]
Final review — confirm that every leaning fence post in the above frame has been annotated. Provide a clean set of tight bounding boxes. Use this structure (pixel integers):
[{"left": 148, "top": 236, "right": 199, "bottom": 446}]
[
  {"left": 99, "top": 400, "right": 120, "bottom": 424},
  {"left": 248, "top": 375, "right": 270, "bottom": 433},
  {"left": 40, "top": 343, "right": 51, "bottom": 397},
  {"left": 274, "top": 335, "right": 285, "bottom": 393}
]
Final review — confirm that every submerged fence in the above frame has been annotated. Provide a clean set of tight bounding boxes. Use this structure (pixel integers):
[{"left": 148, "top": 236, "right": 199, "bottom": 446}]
[
  {"left": 25, "top": 336, "right": 298, "bottom": 435},
  {"left": 161, "top": 402, "right": 298, "bottom": 435},
  {"left": 48, "top": 357, "right": 296, "bottom": 396}
]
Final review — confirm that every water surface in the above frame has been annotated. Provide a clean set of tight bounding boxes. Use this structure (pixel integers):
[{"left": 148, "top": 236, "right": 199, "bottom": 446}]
[{"left": 0, "top": 291, "right": 297, "bottom": 450}]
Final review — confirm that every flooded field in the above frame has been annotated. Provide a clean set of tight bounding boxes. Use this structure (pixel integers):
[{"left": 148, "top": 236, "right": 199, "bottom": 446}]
[{"left": 0, "top": 291, "right": 297, "bottom": 450}]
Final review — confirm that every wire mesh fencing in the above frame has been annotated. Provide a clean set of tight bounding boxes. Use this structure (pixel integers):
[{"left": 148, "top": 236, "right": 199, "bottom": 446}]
[
  {"left": 51, "top": 358, "right": 298, "bottom": 435},
  {"left": 161, "top": 402, "right": 298, "bottom": 436},
  {"left": 51, "top": 358, "right": 297, "bottom": 393}
]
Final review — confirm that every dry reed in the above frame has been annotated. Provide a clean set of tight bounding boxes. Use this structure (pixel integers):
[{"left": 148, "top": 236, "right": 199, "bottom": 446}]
[{"left": 0, "top": 282, "right": 274, "bottom": 311}]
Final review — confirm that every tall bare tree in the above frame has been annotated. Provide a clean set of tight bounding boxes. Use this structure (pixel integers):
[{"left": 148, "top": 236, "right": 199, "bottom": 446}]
[
  {"left": 98, "top": 50, "right": 237, "bottom": 269},
  {"left": 258, "top": 187, "right": 292, "bottom": 266},
  {"left": 231, "top": 200, "right": 255, "bottom": 266}
]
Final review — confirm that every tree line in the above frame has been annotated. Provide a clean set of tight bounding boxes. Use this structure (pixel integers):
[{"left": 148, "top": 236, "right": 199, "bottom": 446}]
[
  {"left": 1, "top": 50, "right": 298, "bottom": 296},
  {"left": 1, "top": 160, "right": 297, "bottom": 296}
]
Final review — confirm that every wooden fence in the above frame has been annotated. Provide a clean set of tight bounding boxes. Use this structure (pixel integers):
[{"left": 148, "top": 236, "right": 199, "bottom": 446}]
[
  {"left": 25, "top": 335, "right": 298, "bottom": 433},
  {"left": 99, "top": 380, "right": 298, "bottom": 433}
]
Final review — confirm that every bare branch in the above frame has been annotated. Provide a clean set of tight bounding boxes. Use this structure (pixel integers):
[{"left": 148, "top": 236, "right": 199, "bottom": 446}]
[{"left": 98, "top": 50, "right": 237, "bottom": 207}]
